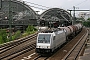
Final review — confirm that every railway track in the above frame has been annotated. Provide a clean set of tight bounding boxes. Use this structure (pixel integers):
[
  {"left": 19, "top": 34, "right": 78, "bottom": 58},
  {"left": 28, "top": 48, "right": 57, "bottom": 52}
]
[
  {"left": 0, "top": 32, "right": 37, "bottom": 49},
  {"left": 34, "top": 57, "right": 49, "bottom": 60},
  {"left": 0, "top": 28, "right": 88, "bottom": 60},
  {"left": 47, "top": 28, "right": 88, "bottom": 60},
  {"left": 15, "top": 28, "right": 87, "bottom": 60},
  {"left": 0, "top": 32, "right": 37, "bottom": 47},
  {"left": 33, "top": 55, "right": 50, "bottom": 60},
  {"left": 0, "top": 32, "right": 37, "bottom": 53},
  {"left": 1, "top": 43, "right": 36, "bottom": 60},
  {"left": 62, "top": 28, "right": 88, "bottom": 60},
  {"left": 0, "top": 32, "right": 37, "bottom": 60}
]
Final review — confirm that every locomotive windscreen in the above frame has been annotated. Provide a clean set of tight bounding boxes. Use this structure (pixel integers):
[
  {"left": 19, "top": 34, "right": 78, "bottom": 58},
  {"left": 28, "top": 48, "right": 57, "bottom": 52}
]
[{"left": 38, "top": 34, "right": 51, "bottom": 43}]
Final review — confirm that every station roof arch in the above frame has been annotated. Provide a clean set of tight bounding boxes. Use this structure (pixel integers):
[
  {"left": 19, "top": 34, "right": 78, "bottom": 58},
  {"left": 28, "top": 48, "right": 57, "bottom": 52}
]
[
  {"left": 40, "top": 8, "right": 72, "bottom": 24},
  {"left": 0, "top": 0, "right": 37, "bottom": 25}
]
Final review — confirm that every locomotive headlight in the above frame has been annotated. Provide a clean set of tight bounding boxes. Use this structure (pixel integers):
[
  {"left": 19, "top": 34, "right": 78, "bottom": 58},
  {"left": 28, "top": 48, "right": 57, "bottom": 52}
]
[{"left": 37, "top": 46, "right": 40, "bottom": 48}]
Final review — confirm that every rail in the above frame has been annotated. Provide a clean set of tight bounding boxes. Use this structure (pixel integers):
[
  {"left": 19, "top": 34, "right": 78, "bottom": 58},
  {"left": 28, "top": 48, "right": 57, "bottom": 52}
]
[{"left": 62, "top": 28, "right": 88, "bottom": 60}]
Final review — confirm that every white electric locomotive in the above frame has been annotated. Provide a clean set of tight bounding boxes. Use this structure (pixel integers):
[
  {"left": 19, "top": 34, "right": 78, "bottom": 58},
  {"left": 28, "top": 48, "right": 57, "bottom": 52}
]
[{"left": 36, "top": 28, "right": 66, "bottom": 53}]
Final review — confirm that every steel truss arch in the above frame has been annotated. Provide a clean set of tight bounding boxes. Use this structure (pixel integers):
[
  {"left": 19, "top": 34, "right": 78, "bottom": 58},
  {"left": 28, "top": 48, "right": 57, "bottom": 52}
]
[
  {"left": 0, "top": 0, "right": 37, "bottom": 25},
  {"left": 40, "top": 8, "right": 72, "bottom": 26}
]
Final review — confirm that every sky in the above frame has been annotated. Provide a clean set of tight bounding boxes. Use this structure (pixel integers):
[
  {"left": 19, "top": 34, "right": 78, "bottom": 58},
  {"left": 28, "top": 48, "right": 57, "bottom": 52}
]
[{"left": 23, "top": 0, "right": 90, "bottom": 16}]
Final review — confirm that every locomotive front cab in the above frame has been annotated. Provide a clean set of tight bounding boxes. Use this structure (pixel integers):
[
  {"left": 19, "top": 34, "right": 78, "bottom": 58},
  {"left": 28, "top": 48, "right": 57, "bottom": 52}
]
[{"left": 36, "top": 33, "right": 52, "bottom": 53}]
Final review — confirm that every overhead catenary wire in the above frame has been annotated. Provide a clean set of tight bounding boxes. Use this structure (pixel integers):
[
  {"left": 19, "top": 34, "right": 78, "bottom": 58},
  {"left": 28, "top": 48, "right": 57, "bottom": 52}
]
[
  {"left": 24, "top": 1, "right": 50, "bottom": 9},
  {"left": 68, "top": 0, "right": 88, "bottom": 9},
  {"left": 29, "top": 5, "right": 47, "bottom": 10},
  {"left": 75, "top": 0, "right": 88, "bottom": 6}
]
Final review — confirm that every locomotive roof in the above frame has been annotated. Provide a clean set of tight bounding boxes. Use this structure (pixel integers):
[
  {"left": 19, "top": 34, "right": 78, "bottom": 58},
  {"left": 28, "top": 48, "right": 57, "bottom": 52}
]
[{"left": 43, "top": 28, "right": 62, "bottom": 33}]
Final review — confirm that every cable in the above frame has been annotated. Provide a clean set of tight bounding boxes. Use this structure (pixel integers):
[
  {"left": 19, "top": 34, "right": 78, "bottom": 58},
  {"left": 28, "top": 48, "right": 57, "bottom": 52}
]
[
  {"left": 75, "top": 0, "right": 88, "bottom": 6},
  {"left": 68, "top": 0, "right": 88, "bottom": 9},
  {"left": 30, "top": 5, "right": 47, "bottom": 10},
  {"left": 25, "top": 1, "right": 50, "bottom": 9}
]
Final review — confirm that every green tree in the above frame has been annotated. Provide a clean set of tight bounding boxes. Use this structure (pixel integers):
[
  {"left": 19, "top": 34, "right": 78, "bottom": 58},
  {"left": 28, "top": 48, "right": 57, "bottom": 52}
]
[
  {"left": 0, "top": 29, "right": 7, "bottom": 44},
  {"left": 87, "top": 18, "right": 90, "bottom": 21},
  {"left": 26, "top": 25, "right": 33, "bottom": 33},
  {"left": 0, "top": 36, "right": 3, "bottom": 44},
  {"left": 83, "top": 18, "right": 90, "bottom": 27},
  {"left": 26, "top": 25, "right": 37, "bottom": 34},
  {"left": 12, "top": 30, "right": 21, "bottom": 40}
]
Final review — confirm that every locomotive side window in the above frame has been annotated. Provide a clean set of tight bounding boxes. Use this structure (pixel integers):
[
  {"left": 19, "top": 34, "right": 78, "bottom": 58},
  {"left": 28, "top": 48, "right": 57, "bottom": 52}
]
[{"left": 38, "top": 34, "right": 51, "bottom": 43}]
